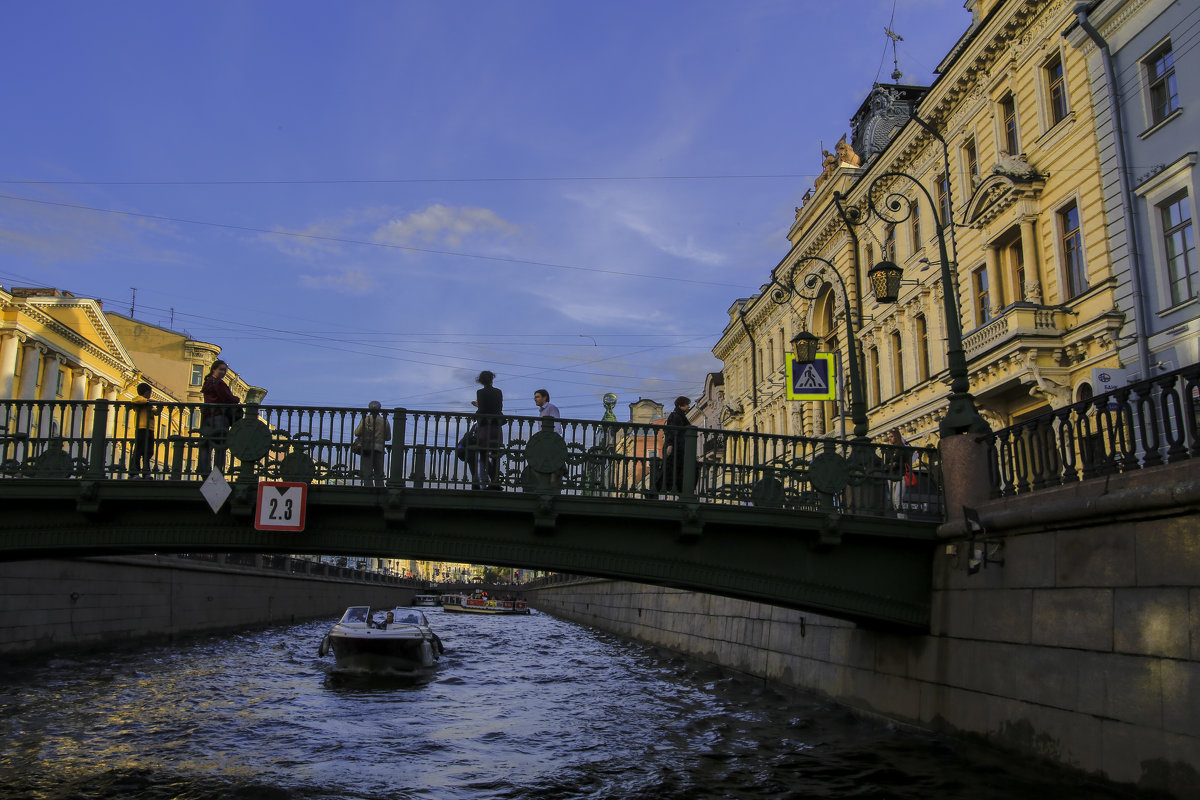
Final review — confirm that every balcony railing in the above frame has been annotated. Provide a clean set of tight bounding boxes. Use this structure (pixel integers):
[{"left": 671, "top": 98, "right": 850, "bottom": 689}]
[
  {"left": 983, "top": 362, "right": 1200, "bottom": 497},
  {"left": 963, "top": 303, "right": 1068, "bottom": 358},
  {"left": 0, "top": 399, "right": 941, "bottom": 519}
]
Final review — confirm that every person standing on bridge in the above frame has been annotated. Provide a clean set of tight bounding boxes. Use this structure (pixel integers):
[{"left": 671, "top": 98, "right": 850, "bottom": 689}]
[
  {"left": 534, "top": 388, "right": 563, "bottom": 490},
  {"left": 129, "top": 381, "right": 158, "bottom": 479},
  {"left": 660, "top": 396, "right": 693, "bottom": 495},
  {"left": 198, "top": 360, "right": 240, "bottom": 478},
  {"left": 470, "top": 370, "right": 504, "bottom": 490},
  {"left": 354, "top": 400, "right": 390, "bottom": 488}
]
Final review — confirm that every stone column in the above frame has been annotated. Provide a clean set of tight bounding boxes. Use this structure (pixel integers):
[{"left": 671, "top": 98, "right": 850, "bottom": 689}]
[
  {"left": 0, "top": 332, "right": 22, "bottom": 401},
  {"left": 15, "top": 342, "right": 43, "bottom": 435},
  {"left": 983, "top": 244, "right": 1002, "bottom": 320},
  {"left": 38, "top": 350, "right": 62, "bottom": 439},
  {"left": 69, "top": 367, "right": 90, "bottom": 454},
  {"left": 1019, "top": 217, "right": 1042, "bottom": 303}
]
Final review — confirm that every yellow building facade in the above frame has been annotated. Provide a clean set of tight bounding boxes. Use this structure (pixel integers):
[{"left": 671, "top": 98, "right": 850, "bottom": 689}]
[
  {"left": 1, "top": 286, "right": 262, "bottom": 476},
  {"left": 715, "top": 0, "right": 1122, "bottom": 448}
]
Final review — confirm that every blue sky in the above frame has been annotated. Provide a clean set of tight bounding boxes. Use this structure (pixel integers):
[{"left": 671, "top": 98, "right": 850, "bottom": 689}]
[{"left": 2, "top": 1, "right": 971, "bottom": 421}]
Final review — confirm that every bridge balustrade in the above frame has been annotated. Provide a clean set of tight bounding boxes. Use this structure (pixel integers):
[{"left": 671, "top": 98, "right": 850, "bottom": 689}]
[
  {"left": 0, "top": 398, "right": 941, "bottom": 518},
  {"left": 984, "top": 362, "right": 1200, "bottom": 497}
]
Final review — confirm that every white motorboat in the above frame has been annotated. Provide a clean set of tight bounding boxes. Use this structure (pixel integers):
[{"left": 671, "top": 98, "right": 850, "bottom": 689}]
[
  {"left": 412, "top": 593, "right": 440, "bottom": 607},
  {"left": 318, "top": 605, "right": 444, "bottom": 674}
]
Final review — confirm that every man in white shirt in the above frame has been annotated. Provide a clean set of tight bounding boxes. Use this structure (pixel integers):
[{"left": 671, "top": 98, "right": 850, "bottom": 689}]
[{"left": 533, "top": 389, "right": 561, "bottom": 434}]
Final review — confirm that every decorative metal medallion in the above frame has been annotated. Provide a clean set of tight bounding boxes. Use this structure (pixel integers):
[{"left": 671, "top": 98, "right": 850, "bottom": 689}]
[
  {"left": 33, "top": 448, "right": 74, "bottom": 478},
  {"left": 226, "top": 418, "right": 272, "bottom": 462},
  {"left": 525, "top": 430, "right": 568, "bottom": 473},
  {"left": 278, "top": 451, "right": 316, "bottom": 484},
  {"left": 751, "top": 476, "right": 785, "bottom": 508},
  {"left": 807, "top": 451, "right": 851, "bottom": 495}
]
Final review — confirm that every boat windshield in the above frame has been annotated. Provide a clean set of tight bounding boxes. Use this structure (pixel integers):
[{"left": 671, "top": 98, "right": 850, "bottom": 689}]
[
  {"left": 340, "top": 606, "right": 370, "bottom": 624},
  {"left": 392, "top": 610, "right": 424, "bottom": 625}
]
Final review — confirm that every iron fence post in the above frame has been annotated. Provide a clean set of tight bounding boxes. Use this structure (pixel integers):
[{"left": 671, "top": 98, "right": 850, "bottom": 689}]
[{"left": 85, "top": 399, "right": 109, "bottom": 481}]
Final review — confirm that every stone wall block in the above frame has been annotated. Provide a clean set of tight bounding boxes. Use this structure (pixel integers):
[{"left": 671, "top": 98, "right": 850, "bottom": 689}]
[
  {"left": 1161, "top": 659, "right": 1200, "bottom": 738},
  {"left": 1136, "top": 518, "right": 1200, "bottom": 587},
  {"left": 1192, "top": 588, "right": 1200, "bottom": 662},
  {"left": 1055, "top": 527, "right": 1136, "bottom": 587},
  {"left": 1077, "top": 651, "right": 1163, "bottom": 728},
  {"left": 1031, "top": 588, "right": 1113, "bottom": 651},
  {"left": 1114, "top": 588, "right": 1192, "bottom": 658},
  {"left": 1003, "top": 533, "right": 1056, "bottom": 589},
  {"left": 989, "top": 698, "right": 1104, "bottom": 774}
]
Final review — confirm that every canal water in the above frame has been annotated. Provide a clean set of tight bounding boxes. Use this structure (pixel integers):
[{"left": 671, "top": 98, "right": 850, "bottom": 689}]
[{"left": 0, "top": 607, "right": 1163, "bottom": 800}]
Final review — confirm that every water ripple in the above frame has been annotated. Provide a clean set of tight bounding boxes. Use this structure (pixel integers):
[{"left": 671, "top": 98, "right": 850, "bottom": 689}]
[{"left": 0, "top": 608, "right": 1167, "bottom": 799}]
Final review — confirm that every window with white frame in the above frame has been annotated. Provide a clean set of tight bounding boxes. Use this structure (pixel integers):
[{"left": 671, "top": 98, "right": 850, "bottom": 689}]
[
  {"left": 915, "top": 314, "right": 930, "bottom": 382},
  {"left": 1058, "top": 201, "right": 1088, "bottom": 298},
  {"left": 963, "top": 136, "right": 979, "bottom": 186},
  {"left": 190, "top": 364, "right": 204, "bottom": 386},
  {"left": 999, "top": 92, "right": 1019, "bottom": 154},
  {"left": 1144, "top": 41, "right": 1179, "bottom": 126},
  {"left": 1135, "top": 154, "right": 1197, "bottom": 311},
  {"left": 1044, "top": 54, "right": 1069, "bottom": 127},
  {"left": 890, "top": 331, "right": 904, "bottom": 395},
  {"left": 1161, "top": 191, "right": 1196, "bottom": 306},
  {"left": 910, "top": 198, "right": 922, "bottom": 252},
  {"left": 972, "top": 265, "right": 991, "bottom": 325}
]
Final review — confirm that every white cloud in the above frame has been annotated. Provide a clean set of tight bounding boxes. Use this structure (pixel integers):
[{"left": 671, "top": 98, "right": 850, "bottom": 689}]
[
  {"left": 299, "top": 267, "right": 375, "bottom": 295},
  {"left": 374, "top": 204, "right": 522, "bottom": 248}
]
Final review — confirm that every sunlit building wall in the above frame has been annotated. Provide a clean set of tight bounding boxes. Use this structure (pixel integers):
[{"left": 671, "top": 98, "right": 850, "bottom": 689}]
[{"left": 715, "top": 0, "right": 1122, "bottom": 449}]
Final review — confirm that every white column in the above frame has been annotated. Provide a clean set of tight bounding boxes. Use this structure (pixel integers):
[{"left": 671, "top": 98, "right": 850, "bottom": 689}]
[
  {"left": 38, "top": 350, "right": 62, "bottom": 439},
  {"left": 17, "top": 343, "right": 41, "bottom": 400},
  {"left": 69, "top": 367, "right": 90, "bottom": 452},
  {"left": 0, "top": 332, "right": 22, "bottom": 400},
  {"left": 1020, "top": 217, "right": 1042, "bottom": 303}
]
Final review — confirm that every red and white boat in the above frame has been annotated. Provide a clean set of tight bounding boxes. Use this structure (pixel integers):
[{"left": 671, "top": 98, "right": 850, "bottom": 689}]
[{"left": 442, "top": 593, "right": 530, "bottom": 615}]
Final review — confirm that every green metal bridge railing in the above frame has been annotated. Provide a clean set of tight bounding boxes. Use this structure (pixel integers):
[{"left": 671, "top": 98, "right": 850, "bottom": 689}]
[{"left": 0, "top": 398, "right": 943, "bottom": 520}]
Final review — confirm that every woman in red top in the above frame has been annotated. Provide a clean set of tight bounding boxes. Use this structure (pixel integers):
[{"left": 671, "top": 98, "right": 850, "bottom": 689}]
[{"left": 197, "top": 360, "right": 240, "bottom": 477}]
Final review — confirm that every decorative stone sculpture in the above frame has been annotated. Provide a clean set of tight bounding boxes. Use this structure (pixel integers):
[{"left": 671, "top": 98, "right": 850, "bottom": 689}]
[{"left": 835, "top": 136, "right": 861, "bottom": 167}]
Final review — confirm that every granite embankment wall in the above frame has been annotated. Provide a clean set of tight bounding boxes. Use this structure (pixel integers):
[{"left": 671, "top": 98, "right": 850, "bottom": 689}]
[
  {"left": 0, "top": 555, "right": 418, "bottom": 659},
  {"left": 525, "top": 459, "right": 1200, "bottom": 800}
]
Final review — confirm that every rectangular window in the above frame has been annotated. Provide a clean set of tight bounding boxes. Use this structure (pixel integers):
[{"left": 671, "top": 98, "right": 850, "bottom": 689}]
[
  {"left": 890, "top": 332, "right": 904, "bottom": 394},
  {"left": 1059, "top": 202, "right": 1088, "bottom": 297},
  {"left": 56, "top": 369, "right": 66, "bottom": 398},
  {"left": 191, "top": 364, "right": 204, "bottom": 386},
  {"left": 884, "top": 224, "right": 897, "bottom": 262},
  {"left": 936, "top": 173, "right": 952, "bottom": 224},
  {"left": 964, "top": 137, "right": 979, "bottom": 184},
  {"left": 1045, "top": 55, "right": 1068, "bottom": 126},
  {"left": 1000, "top": 93, "right": 1019, "bottom": 154},
  {"left": 973, "top": 266, "right": 991, "bottom": 324},
  {"left": 915, "top": 315, "right": 930, "bottom": 382},
  {"left": 1162, "top": 191, "right": 1196, "bottom": 305},
  {"left": 910, "top": 198, "right": 922, "bottom": 251},
  {"left": 1146, "top": 42, "right": 1179, "bottom": 124},
  {"left": 868, "top": 346, "right": 880, "bottom": 406},
  {"left": 864, "top": 242, "right": 874, "bottom": 269}
]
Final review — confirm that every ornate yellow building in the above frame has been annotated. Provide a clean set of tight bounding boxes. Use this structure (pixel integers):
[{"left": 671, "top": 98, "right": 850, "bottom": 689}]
[{"left": 715, "top": 0, "right": 1122, "bottom": 447}]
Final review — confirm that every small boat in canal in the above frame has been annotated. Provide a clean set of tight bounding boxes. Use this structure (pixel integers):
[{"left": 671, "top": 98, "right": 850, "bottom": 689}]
[
  {"left": 442, "top": 593, "right": 531, "bottom": 615},
  {"left": 318, "top": 605, "right": 445, "bottom": 674},
  {"left": 411, "top": 593, "right": 441, "bottom": 607}
]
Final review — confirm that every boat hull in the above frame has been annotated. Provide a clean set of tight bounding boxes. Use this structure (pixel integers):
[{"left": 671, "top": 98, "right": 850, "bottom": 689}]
[
  {"left": 442, "top": 596, "right": 530, "bottom": 615},
  {"left": 328, "top": 633, "right": 435, "bottom": 673}
]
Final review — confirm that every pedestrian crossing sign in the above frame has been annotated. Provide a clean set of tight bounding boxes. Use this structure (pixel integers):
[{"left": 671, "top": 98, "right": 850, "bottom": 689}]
[{"left": 786, "top": 353, "right": 836, "bottom": 400}]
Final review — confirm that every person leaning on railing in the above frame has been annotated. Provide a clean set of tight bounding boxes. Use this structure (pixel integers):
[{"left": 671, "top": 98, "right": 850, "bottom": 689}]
[
  {"left": 197, "top": 360, "right": 240, "bottom": 478},
  {"left": 129, "top": 382, "right": 159, "bottom": 479},
  {"left": 354, "top": 400, "right": 390, "bottom": 488}
]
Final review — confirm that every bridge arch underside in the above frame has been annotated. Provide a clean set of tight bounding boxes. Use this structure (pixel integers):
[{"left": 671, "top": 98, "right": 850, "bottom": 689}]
[{"left": 0, "top": 483, "right": 936, "bottom": 630}]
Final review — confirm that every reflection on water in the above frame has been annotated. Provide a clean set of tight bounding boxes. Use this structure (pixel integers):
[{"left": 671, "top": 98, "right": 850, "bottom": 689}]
[{"left": 0, "top": 608, "right": 1164, "bottom": 799}]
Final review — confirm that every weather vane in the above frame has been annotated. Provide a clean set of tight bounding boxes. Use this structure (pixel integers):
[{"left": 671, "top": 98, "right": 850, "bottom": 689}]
[{"left": 885, "top": 26, "right": 904, "bottom": 83}]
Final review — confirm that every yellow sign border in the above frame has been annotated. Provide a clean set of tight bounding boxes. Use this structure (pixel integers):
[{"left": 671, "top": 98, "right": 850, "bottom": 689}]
[{"left": 785, "top": 353, "right": 836, "bottom": 400}]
